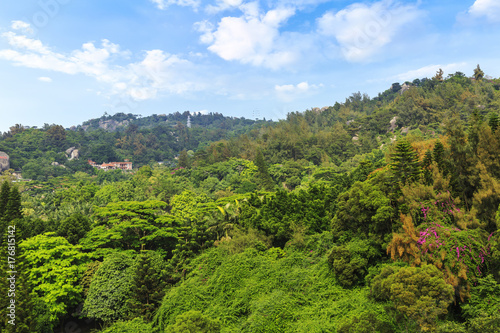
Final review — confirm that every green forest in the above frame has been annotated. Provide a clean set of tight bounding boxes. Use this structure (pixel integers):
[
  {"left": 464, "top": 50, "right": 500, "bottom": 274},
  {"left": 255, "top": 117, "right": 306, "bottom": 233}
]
[{"left": 1, "top": 66, "right": 500, "bottom": 332}]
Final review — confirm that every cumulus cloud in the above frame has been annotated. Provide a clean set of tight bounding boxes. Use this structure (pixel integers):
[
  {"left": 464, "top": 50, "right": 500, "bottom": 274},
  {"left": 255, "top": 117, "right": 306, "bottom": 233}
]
[
  {"left": 38, "top": 76, "right": 52, "bottom": 83},
  {"left": 468, "top": 0, "right": 500, "bottom": 23},
  {"left": 317, "top": 0, "right": 423, "bottom": 62},
  {"left": 150, "top": 0, "right": 201, "bottom": 10},
  {"left": 11, "top": 21, "right": 33, "bottom": 34},
  {"left": 198, "top": 5, "right": 299, "bottom": 69},
  {"left": 205, "top": 0, "right": 243, "bottom": 14},
  {"left": 275, "top": 81, "right": 323, "bottom": 102},
  {"left": 0, "top": 22, "right": 203, "bottom": 101}
]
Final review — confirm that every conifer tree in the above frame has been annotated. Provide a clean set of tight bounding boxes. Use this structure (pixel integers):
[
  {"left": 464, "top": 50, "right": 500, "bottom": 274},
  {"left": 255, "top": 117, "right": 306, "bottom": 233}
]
[
  {"left": 253, "top": 150, "right": 274, "bottom": 190},
  {"left": 390, "top": 140, "right": 421, "bottom": 185},
  {"left": 433, "top": 141, "right": 446, "bottom": 175},
  {"left": 6, "top": 186, "right": 22, "bottom": 221},
  {"left": 127, "top": 251, "right": 167, "bottom": 321},
  {"left": 177, "top": 149, "right": 189, "bottom": 169},
  {"left": 422, "top": 150, "right": 433, "bottom": 186},
  {"left": 489, "top": 112, "right": 499, "bottom": 132},
  {"left": 474, "top": 64, "right": 484, "bottom": 81},
  {"left": 0, "top": 180, "right": 10, "bottom": 221}
]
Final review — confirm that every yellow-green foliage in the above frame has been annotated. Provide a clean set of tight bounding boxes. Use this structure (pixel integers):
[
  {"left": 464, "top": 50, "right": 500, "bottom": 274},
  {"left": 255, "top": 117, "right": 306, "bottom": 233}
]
[
  {"left": 153, "top": 243, "right": 392, "bottom": 333},
  {"left": 371, "top": 264, "right": 454, "bottom": 332}
]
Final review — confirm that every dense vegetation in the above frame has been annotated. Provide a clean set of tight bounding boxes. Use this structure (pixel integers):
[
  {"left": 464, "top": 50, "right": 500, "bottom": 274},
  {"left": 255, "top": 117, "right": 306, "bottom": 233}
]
[{"left": 1, "top": 67, "right": 500, "bottom": 332}]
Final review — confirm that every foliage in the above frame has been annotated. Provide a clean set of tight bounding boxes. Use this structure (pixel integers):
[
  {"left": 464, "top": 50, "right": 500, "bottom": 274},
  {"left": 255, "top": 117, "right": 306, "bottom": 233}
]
[
  {"left": 3, "top": 70, "right": 500, "bottom": 330},
  {"left": 99, "top": 317, "right": 153, "bottom": 333},
  {"left": 19, "top": 233, "right": 89, "bottom": 325},
  {"left": 80, "top": 200, "right": 178, "bottom": 255},
  {"left": 166, "top": 310, "right": 221, "bottom": 333},
  {"left": 153, "top": 244, "right": 392, "bottom": 333},
  {"left": 461, "top": 274, "right": 500, "bottom": 320},
  {"left": 332, "top": 178, "right": 394, "bottom": 246},
  {"left": 57, "top": 213, "right": 91, "bottom": 244},
  {"left": 328, "top": 238, "right": 381, "bottom": 287},
  {"left": 126, "top": 250, "right": 168, "bottom": 321},
  {"left": 83, "top": 252, "right": 136, "bottom": 323},
  {"left": 371, "top": 264, "right": 454, "bottom": 331}
]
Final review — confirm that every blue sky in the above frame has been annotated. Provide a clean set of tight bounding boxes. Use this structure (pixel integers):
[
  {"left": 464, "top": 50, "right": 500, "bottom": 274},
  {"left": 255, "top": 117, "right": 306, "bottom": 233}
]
[{"left": 0, "top": 0, "right": 499, "bottom": 133}]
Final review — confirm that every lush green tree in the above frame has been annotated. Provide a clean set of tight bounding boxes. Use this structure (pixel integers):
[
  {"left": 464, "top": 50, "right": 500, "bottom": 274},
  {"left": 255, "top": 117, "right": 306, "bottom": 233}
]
[
  {"left": 433, "top": 140, "right": 447, "bottom": 175},
  {"left": 328, "top": 238, "right": 381, "bottom": 287},
  {"left": 445, "top": 116, "right": 475, "bottom": 207},
  {"left": 253, "top": 149, "right": 274, "bottom": 190},
  {"left": 83, "top": 252, "right": 136, "bottom": 323},
  {"left": 488, "top": 112, "right": 499, "bottom": 132},
  {"left": 19, "top": 233, "right": 89, "bottom": 326},
  {"left": 371, "top": 264, "right": 454, "bottom": 331},
  {"left": 57, "top": 213, "right": 91, "bottom": 245},
  {"left": 0, "top": 180, "right": 10, "bottom": 221},
  {"left": 127, "top": 250, "right": 168, "bottom": 321},
  {"left": 390, "top": 140, "right": 421, "bottom": 186},
  {"left": 421, "top": 150, "right": 434, "bottom": 186},
  {"left": 332, "top": 179, "right": 394, "bottom": 245},
  {"left": 45, "top": 124, "right": 67, "bottom": 148},
  {"left": 80, "top": 200, "right": 178, "bottom": 255},
  {"left": 461, "top": 275, "right": 500, "bottom": 321},
  {"left": 474, "top": 64, "right": 484, "bottom": 81},
  {"left": 178, "top": 149, "right": 190, "bottom": 168}
]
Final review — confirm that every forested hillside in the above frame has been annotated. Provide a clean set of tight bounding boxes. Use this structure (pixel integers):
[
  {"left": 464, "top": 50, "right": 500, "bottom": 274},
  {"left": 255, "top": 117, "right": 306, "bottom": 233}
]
[
  {"left": 1, "top": 68, "right": 500, "bottom": 332},
  {"left": 0, "top": 111, "right": 269, "bottom": 179}
]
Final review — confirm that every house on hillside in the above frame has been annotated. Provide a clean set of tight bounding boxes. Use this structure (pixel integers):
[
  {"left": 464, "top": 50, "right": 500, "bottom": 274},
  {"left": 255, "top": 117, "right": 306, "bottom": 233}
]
[
  {"left": 0, "top": 151, "right": 10, "bottom": 171},
  {"left": 88, "top": 160, "right": 133, "bottom": 171}
]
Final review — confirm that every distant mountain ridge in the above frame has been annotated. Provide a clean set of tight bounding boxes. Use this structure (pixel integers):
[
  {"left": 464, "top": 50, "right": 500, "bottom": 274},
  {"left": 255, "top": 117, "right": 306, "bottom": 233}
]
[{"left": 76, "top": 111, "right": 267, "bottom": 132}]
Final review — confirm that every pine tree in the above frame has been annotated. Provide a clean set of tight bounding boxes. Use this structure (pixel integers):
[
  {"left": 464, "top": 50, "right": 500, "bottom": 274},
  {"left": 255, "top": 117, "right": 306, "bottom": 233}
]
[
  {"left": 474, "top": 64, "right": 484, "bottom": 81},
  {"left": 489, "top": 112, "right": 499, "bottom": 132},
  {"left": 6, "top": 186, "right": 22, "bottom": 221},
  {"left": 390, "top": 140, "right": 421, "bottom": 185},
  {"left": 127, "top": 251, "right": 167, "bottom": 321},
  {"left": 433, "top": 68, "right": 444, "bottom": 82},
  {"left": 253, "top": 150, "right": 274, "bottom": 190},
  {"left": 433, "top": 141, "right": 447, "bottom": 175},
  {"left": 0, "top": 181, "right": 10, "bottom": 220},
  {"left": 422, "top": 150, "right": 433, "bottom": 186},
  {"left": 177, "top": 149, "right": 189, "bottom": 169}
]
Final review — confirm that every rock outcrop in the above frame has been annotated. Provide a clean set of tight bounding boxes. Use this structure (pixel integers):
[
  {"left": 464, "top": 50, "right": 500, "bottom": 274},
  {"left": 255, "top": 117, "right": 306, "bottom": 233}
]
[{"left": 0, "top": 151, "right": 10, "bottom": 171}]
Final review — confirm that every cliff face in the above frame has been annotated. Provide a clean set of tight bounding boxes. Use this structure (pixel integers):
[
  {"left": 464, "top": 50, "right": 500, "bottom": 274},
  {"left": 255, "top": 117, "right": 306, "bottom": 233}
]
[
  {"left": 97, "top": 119, "right": 130, "bottom": 131},
  {"left": 0, "top": 151, "right": 10, "bottom": 171}
]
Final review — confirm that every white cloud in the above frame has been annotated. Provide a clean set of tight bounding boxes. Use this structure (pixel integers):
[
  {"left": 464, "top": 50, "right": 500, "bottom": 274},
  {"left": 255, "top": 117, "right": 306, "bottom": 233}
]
[
  {"left": 198, "top": 5, "right": 299, "bottom": 69},
  {"left": 468, "top": 0, "right": 500, "bottom": 22},
  {"left": 38, "top": 77, "right": 52, "bottom": 83},
  {"left": 11, "top": 21, "right": 33, "bottom": 34},
  {"left": 205, "top": 0, "right": 243, "bottom": 14},
  {"left": 317, "top": 0, "right": 422, "bottom": 62},
  {"left": 393, "top": 62, "right": 469, "bottom": 82},
  {"left": 0, "top": 30, "right": 204, "bottom": 101},
  {"left": 150, "top": 0, "right": 201, "bottom": 10},
  {"left": 275, "top": 81, "right": 323, "bottom": 102}
]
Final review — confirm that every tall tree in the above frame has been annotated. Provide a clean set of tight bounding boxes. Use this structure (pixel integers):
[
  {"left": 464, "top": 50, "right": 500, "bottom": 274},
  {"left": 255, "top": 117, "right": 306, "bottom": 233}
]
[
  {"left": 0, "top": 181, "right": 10, "bottom": 221},
  {"left": 488, "top": 112, "right": 499, "bottom": 132},
  {"left": 432, "top": 141, "right": 447, "bottom": 175},
  {"left": 390, "top": 140, "right": 421, "bottom": 185},
  {"left": 83, "top": 252, "right": 136, "bottom": 323},
  {"left": 127, "top": 251, "right": 167, "bottom": 321},
  {"left": 6, "top": 185, "right": 22, "bottom": 221},
  {"left": 253, "top": 150, "right": 274, "bottom": 190},
  {"left": 177, "top": 149, "right": 189, "bottom": 169},
  {"left": 474, "top": 64, "right": 484, "bottom": 81}
]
